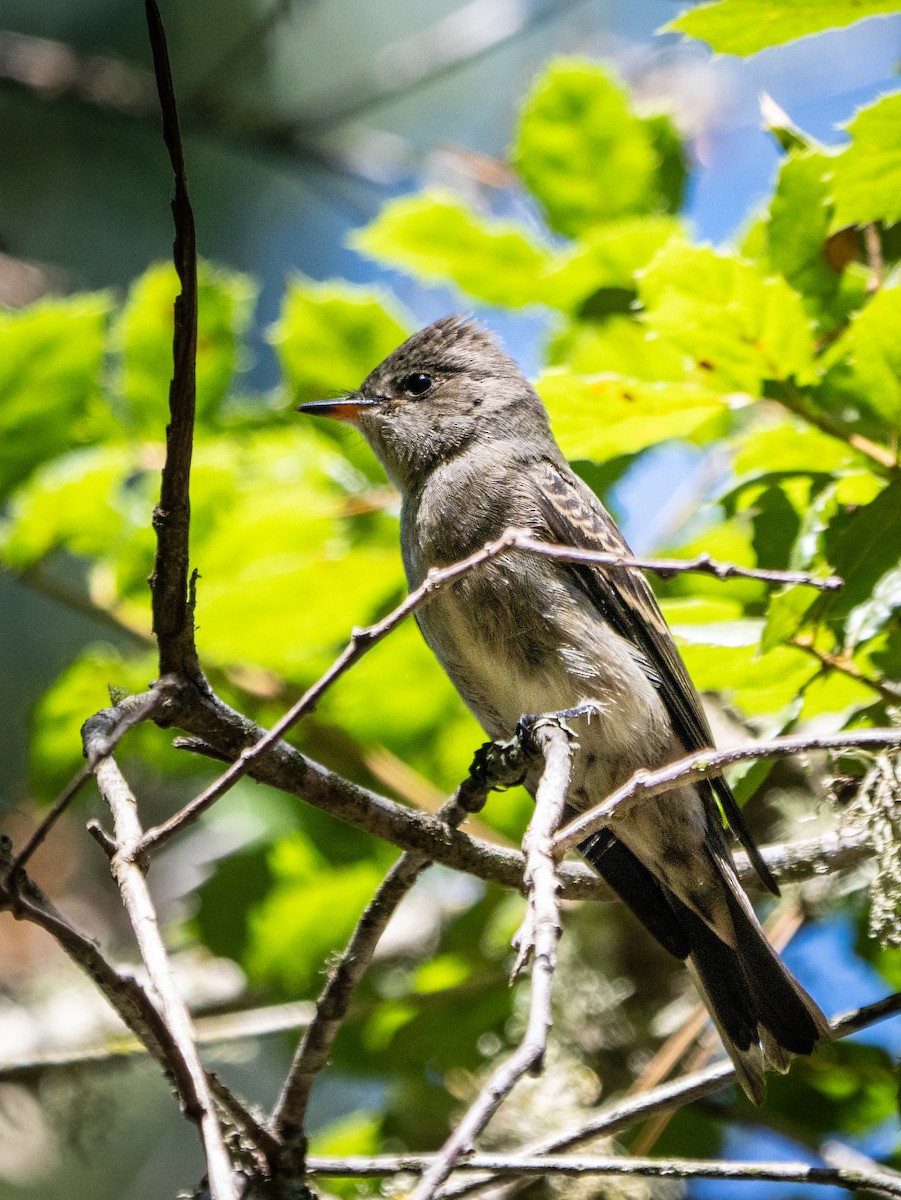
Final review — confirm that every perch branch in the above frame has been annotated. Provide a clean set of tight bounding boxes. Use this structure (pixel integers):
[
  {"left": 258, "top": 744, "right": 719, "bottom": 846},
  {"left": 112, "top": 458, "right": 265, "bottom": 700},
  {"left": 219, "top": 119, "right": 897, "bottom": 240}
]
[
  {"left": 137, "top": 531, "right": 843, "bottom": 858},
  {"left": 410, "top": 721, "right": 575, "bottom": 1200},
  {"left": 305, "top": 1151, "right": 901, "bottom": 1196}
]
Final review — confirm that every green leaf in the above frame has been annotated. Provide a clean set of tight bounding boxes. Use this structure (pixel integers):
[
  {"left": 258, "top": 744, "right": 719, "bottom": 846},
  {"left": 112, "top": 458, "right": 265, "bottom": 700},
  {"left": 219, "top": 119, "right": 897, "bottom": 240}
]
[
  {"left": 270, "top": 276, "right": 410, "bottom": 406},
  {"left": 541, "top": 217, "right": 683, "bottom": 313},
  {"left": 817, "top": 478, "right": 901, "bottom": 632},
  {"left": 677, "top": 639, "right": 818, "bottom": 717},
  {"left": 665, "top": 1, "right": 901, "bottom": 56},
  {"left": 731, "top": 418, "right": 861, "bottom": 481},
  {"left": 0, "top": 444, "right": 156, "bottom": 573},
  {"left": 819, "top": 284, "right": 901, "bottom": 426},
  {"left": 114, "top": 261, "right": 256, "bottom": 433},
  {"left": 0, "top": 293, "right": 112, "bottom": 498},
  {"left": 831, "top": 90, "right": 901, "bottom": 230},
  {"left": 352, "top": 192, "right": 552, "bottom": 308},
  {"left": 537, "top": 370, "right": 732, "bottom": 462},
  {"left": 548, "top": 314, "right": 690, "bottom": 378},
  {"left": 761, "top": 584, "right": 817, "bottom": 651},
  {"left": 186, "top": 429, "right": 405, "bottom": 678},
  {"left": 639, "top": 243, "right": 818, "bottom": 394},
  {"left": 764, "top": 150, "right": 846, "bottom": 318},
  {"left": 246, "top": 833, "right": 387, "bottom": 992},
  {"left": 514, "top": 59, "right": 679, "bottom": 238}
]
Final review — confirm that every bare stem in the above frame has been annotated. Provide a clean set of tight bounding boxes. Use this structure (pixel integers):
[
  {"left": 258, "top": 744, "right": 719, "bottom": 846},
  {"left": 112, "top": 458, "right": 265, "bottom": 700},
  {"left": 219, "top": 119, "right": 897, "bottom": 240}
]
[
  {"left": 305, "top": 1151, "right": 901, "bottom": 1196},
  {"left": 436, "top": 991, "right": 901, "bottom": 1200},
  {"left": 84, "top": 716, "right": 237, "bottom": 1200},
  {"left": 554, "top": 727, "right": 901, "bottom": 855}
]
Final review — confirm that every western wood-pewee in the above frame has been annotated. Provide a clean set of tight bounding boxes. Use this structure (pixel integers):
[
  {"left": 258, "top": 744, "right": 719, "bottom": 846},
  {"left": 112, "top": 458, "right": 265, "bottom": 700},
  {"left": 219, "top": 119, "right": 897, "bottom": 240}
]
[{"left": 299, "top": 315, "right": 827, "bottom": 1101}]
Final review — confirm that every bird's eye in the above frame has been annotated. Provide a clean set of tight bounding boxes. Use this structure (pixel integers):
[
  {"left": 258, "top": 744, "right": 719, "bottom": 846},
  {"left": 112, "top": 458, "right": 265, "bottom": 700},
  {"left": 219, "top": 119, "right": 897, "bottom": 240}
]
[{"left": 400, "top": 372, "right": 434, "bottom": 397}]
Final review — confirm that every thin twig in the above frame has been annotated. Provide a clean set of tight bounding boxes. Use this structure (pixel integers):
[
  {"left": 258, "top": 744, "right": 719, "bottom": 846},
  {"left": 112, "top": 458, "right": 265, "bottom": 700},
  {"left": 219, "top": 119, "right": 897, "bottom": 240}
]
[
  {"left": 5, "top": 687, "right": 167, "bottom": 883},
  {"left": 144, "top": 0, "right": 200, "bottom": 678},
  {"left": 84, "top": 720, "right": 237, "bottom": 1200},
  {"left": 554, "top": 727, "right": 901, "bottom": 855},
  {"left": 774, "top": 382, "right": 898, "bottom": 473},
  {"left": 436, "top": 991, "right": 901, "bottom": 1200},
  {"left": 791, "top": 634, "right": 901, "bottom": 707},
  {"left": 410, "top": 722, "right": 574, "bottom": 1200},
  {"left": 0, "top": 1000, "right": 315, "bottom": 1083},
  {"left": 272, "top": 739, "right": 530, "bottom": 1158},
  {"left": 305, "top": 1151, "right": 901, "bottom": 1195},
  {"left": 509, "top": 535, "right": 843, "bottom": 591},
  {"left": 136, "top": 531, "right": 843, "bottom": 857}
]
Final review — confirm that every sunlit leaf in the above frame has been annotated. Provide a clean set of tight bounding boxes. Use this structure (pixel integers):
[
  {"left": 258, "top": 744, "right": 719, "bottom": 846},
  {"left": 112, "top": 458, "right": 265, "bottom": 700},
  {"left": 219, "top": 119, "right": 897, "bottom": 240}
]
[
  {"left": 538, "top": 370, "right": 732, "bottom": 461},
  {"left": 831, "top": 90, "right": 901, "bottom": 230},
  {"left": 352, "top": 192, "right": 552, "bottom": 308},
  {"left": 665, "top": 1, "right": 901, "bottom": 55},
  {"left": 271, "top": 275, "right": 410, "bottom": 406},
  {"left": 114, "top": 261, "right": 256, "bottom": 433},
  {"left": 0, "top": 293, "right": 113, "bottom": 498},
  {"left": 514, "top": 60, "right": 681, "bottom": 238},
  {"left": 639, "top": 243, "right": 818, "bottom": 395}
]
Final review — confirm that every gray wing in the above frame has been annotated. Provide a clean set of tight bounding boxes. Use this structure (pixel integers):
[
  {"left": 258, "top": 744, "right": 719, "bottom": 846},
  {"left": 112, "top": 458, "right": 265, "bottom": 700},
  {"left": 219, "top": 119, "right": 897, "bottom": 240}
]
[{"left": 532, "top": 458, "right": 778, "bottom": 895}]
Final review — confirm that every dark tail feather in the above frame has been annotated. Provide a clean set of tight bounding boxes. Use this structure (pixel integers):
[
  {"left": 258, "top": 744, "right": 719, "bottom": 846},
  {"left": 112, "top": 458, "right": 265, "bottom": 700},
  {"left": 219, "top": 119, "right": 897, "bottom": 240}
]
[
  {"left": 579, "top": 830, "right": 827, "bottom": 1103},
  {"left": 580, "top": 828, "right": 689, "bottom": 959}
]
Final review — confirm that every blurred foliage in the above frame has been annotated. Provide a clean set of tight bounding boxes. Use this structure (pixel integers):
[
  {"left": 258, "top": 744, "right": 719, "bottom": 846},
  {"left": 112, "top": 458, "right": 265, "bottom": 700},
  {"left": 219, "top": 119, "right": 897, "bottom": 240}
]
[{"left": 4, "top": 4, "right": 901, "bottom": 1191}]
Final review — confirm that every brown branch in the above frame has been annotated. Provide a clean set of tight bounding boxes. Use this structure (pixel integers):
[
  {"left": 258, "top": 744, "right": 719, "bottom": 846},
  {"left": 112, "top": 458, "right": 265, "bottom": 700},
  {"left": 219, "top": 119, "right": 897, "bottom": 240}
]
[
  {"left": 271, "top": 738, "right": 531, "bottom": 1162},
  {"left": 554, "top": 727, "right": 901, "bottom": 856},
  {"left": 305, "top": 1152, "right": 901, "bottom": 1196},
  {"left": 83, "top": 717, "right": 237, "bottom": 1200},
  {"left": 411, "top": 722, "right": 574, "bottom": 1200},
  {"left": 144, "top": 0, "right": 200, "bottom": 679},
  {"left": 136, "top": 531, "right": 843, "bottom": 858},
  {"left": 163, "top": 675, "right": 876, "bottom": 904},
  {"left": 436, "top": 991, "right": 901, "bottom": 1200}
]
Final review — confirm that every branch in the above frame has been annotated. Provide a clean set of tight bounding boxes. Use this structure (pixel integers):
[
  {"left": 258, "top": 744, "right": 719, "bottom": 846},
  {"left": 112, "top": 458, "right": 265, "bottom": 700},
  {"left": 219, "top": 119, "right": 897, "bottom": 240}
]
[
  {"left": 159, "top": 674, "right": 876, "bottom": 906},
  {"left": 791, "top": 634, "right": 901, "bottom": 707},
  {"left": 436, "top": 991, "right": 901, "bottom": 1200},
  {"left": 554, "top": 727, "right": 901, "bottom": 855},
  {"left": 0, "top": 1000, "right": 314, "bottom": 1083},
  {"left": 272, "top": 737, "right": 532, "bottom": 1160},
  {"left": 772, "top": 382, "right": 899, "bottom": 474},
  {"left": 508, "top": 534, "right": 843, "bottom": 591},
  {"left": 4, "top": 686, "right": 168, "bottom": 882},
  {"left": 305, "top": 1152, "right": 901, "bottom": 1196},
  {"left": 410, "top": 721, "right": 575, "bottom": 1200},
  {"left": 144, "top": 0, "right": 200, "bottom": 678},
  {"left": 136, "top": 531, "right": 842, "bottom": 857},
  {"left": 83, "top": 715, "right": 237, "bottom": 1200}
]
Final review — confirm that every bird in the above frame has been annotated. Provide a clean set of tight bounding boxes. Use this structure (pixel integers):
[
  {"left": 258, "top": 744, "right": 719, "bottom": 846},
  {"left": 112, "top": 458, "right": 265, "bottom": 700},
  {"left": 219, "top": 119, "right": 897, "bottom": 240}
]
[{"left": 298, "top": 314, "right": 828, "bottom": 1102}]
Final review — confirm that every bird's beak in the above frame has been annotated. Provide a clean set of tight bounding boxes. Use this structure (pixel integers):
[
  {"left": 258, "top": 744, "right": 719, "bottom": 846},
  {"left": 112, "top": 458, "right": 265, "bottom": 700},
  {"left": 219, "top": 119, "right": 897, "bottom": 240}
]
[{"left": 297, "top": 394, "right": 379, "bottom": 425}]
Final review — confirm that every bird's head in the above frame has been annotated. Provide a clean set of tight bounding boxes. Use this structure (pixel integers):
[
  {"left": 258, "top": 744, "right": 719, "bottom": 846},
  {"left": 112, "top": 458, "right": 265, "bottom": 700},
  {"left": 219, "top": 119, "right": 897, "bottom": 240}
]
[{"left": 298, "top": 315, "right": 550, "bottom": 491}]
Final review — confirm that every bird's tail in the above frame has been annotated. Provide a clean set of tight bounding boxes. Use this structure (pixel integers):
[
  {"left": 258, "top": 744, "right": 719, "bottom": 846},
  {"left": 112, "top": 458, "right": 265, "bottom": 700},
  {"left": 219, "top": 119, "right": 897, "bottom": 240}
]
[
  {"left": 580, "top": 829, "right": 828, "bottom": 1103},
  {"left": 671, "top": 889, "right": 828, "bottom": 1102}
]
